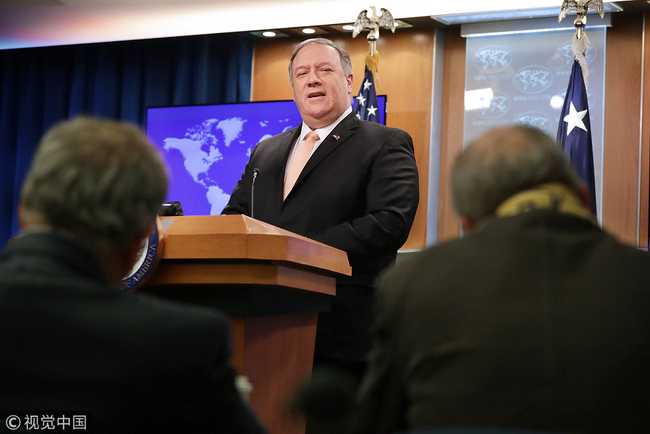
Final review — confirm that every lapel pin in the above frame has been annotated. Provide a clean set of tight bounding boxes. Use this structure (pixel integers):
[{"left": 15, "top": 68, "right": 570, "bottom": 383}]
[{"left": 333, "top": 135, "right": 340, "bottom": 140}]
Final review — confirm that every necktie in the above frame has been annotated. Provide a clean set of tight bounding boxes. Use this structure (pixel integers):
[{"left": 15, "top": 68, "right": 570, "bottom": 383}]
[{"left": 284, "top": 131, "right": 319, "bottom": 199}]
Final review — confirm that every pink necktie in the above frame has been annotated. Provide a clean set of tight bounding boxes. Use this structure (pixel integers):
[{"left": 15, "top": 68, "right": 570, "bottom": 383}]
[{"left": 284, "top": 131, "right": 319, "bottom": 199}]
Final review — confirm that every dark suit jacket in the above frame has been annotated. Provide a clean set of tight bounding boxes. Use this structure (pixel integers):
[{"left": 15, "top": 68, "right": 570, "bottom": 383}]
[
  {"left": 0, "top": 230, "right": 267, "bottom": 434},
  {"left": 223, "top": 112, "right": 419, "bottom": 361},
  {"left": 354, "top": 210, "right": 650, "bottom": 434}
]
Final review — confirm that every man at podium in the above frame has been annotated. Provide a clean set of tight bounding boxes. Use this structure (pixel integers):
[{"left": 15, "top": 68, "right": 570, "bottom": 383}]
[
  {"left": 0, "top": 117, "right": 267, "bottom": 433},
  {"left": 223, "top": 38, "right": 419, "bottom": 376}
]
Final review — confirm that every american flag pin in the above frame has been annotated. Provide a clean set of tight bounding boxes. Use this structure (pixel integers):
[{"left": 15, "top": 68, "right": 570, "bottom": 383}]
[{"left": 333, "top": 135, "right": 340, "bottom": 140}]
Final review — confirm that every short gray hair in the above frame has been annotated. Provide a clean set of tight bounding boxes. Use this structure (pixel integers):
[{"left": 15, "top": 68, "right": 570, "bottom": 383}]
[
  {"left": 451, "top": 125, "right": 582, "bottom": 222},
  {"left": 20, "top": 116, "right": 168, "bottom": 255},
  {"left": 288, "top": 38, "right": 353, "bottom": 85}
]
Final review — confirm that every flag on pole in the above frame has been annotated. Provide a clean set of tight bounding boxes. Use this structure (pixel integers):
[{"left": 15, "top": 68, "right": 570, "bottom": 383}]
[
  {"left": 354, "top": 54, "right": 380, "bottom": 123},
  {"left": 556, "top": 59, "right": 597, "bottom": 216}
]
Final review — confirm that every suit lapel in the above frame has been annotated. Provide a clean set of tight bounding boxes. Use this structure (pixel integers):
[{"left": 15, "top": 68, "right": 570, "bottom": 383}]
[{"left": 287, "top": 113, "right": 359, "bottom": 198}]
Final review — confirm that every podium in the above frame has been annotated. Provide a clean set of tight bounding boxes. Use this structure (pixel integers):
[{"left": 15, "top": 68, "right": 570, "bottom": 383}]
[{"left": 142, "top": 215, "right": 351, "bottom": 434}]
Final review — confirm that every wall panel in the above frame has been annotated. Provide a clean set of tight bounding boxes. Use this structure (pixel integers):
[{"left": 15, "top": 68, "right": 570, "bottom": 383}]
[
  {"left": 603, "top": 14, "right": 644, "bottom": 246},
  {"left": 640, "top": 11, "right": 650, "bottom": 248}
]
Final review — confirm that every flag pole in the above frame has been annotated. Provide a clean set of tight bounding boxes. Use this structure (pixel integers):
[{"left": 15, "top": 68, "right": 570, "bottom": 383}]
[
  {"left": 351, "top": 6, "right": 395, "bottom": 123},
  {"left": 352, "top": 6, "right": 396, "bottom": 90}
]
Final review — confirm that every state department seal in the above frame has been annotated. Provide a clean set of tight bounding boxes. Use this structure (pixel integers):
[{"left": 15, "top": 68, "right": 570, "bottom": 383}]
[
  {"left": 514, "top": 65, "right": 553, "bottom": 94},
  {"left": 473, "top": 45, "right": 512, "bottom": 73},
  {"left": 474, "top": 91, "right": 511, "bottom": 119},
  {"left": 121, "top": 216, "right": 164, "bottom": 291}
]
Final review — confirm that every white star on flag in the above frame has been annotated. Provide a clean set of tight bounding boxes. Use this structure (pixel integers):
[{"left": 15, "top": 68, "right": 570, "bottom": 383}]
[
  {"left": 367, "top": 106, "right": 378, "bottom": 116},
  {"left": 563, "top": 101, "right": 588, "bottom": 135},
  {"left": 363, "top": 80, "right": 373, "bottom": 91},
  {"left": 356, "top": 95, "right": 366, "bottom": 107}
]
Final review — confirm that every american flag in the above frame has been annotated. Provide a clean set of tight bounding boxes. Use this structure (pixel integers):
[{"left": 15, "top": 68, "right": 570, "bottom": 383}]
[
  {"left": 556, "top": 59, "right": 597, "bottom": 217},
  {"left": 353, "top": 66, "right": 380, "bottom": 123}
]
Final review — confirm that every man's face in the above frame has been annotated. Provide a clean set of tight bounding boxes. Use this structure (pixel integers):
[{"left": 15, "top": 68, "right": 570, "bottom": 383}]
[{"left": 291, "top": 43, "right": 353, "bottom": 129}]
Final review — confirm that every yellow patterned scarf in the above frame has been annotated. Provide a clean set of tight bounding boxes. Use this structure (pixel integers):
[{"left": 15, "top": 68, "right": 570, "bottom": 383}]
[{"left": 495, "top": 183, "right": 593, "bottom": 221}]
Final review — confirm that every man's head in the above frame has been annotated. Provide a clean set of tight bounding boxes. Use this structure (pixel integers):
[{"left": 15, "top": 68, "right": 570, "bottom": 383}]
[
  {"left": 20, "top": 116, "right": 168, "bottom": 282},
  {"left": 288, "top": 38, "right": 354, "bottom": 129},
  {"left": 451, "top": 125, "right": 585, "bottom": 231}
]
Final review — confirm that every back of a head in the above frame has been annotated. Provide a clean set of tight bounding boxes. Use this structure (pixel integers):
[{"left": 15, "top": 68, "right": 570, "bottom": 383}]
[
  {"left": 451, "top": 125, "right": 582, "bottom": 222},
  {"left": 20, "top": 116, "right": 168, "bottom": 256}
]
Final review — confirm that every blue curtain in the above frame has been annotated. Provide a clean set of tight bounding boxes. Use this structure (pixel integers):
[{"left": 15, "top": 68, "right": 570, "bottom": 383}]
[{"left": 0, "top": 33, "right": 253, "bottom": 247}]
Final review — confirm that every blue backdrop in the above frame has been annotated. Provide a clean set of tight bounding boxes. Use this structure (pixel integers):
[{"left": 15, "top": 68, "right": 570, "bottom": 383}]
[{"left": 0, "top": 33, "right": 254, "bottom": 247}]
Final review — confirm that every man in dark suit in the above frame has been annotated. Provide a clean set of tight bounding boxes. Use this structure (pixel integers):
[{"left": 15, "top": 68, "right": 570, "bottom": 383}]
[
  {"left": 353, "top": 126, "right": 650, "bottom": 434},
  {"left": 223, "top": 38, "right": 419, "bottom": 374},
  {"left": 0, "top": 117, "right": 267, "bottom": 434}
]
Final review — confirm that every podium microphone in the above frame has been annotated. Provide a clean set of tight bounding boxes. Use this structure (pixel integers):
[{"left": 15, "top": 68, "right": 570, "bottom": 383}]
[{"left": 251, "top": 168, "right": 260, "bottom": 218}]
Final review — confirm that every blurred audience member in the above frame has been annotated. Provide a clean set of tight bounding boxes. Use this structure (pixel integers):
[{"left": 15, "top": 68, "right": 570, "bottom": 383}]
[
  {"left": 352, "top": 126, "right": 650, "bottom": 434},
  {"left": 0, "top": 117, "right": 267, "bottom": 434}
]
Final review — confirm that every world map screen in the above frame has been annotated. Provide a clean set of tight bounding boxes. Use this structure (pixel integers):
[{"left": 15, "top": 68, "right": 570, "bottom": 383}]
[{"left": 146, "top": 97, "right": 386, "bottom": 216}]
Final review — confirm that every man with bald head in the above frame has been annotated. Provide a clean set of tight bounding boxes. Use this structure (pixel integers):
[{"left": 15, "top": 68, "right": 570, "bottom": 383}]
[
  {"left": 353, "top": 125, "right": 650, "bottom": 433},
  {"left": 223, "top": 38, "right": 419, "bottom": 375}
]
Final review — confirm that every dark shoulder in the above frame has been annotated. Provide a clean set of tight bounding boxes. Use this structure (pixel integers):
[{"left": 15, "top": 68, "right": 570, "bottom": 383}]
[
  {"left": 353, "top": 119, "right": 413, "bottom": 150},
  {"left": 255, "top": 126, "right": 299, "bottom": 148},
  {"left": 356, "top": 119, "right": 410, "bottom": 136}
]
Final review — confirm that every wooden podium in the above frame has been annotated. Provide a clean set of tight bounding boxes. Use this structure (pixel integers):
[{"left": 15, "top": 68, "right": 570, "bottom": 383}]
[{"left": 142, "top": 215, "right": 351, "bottom": 434}]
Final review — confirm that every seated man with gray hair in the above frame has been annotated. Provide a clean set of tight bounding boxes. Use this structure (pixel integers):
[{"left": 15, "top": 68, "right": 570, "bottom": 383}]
[
  {"left": 353, "top": 125, "right": 650, "bottom": 433},
  {"left": 0, "top": 117, "right": 267, "bottom": 434}
]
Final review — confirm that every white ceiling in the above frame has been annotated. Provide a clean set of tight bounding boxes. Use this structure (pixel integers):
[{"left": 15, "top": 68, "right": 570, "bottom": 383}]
[{"left": 0, "top": 0, "right": 638, "bottom": 50}]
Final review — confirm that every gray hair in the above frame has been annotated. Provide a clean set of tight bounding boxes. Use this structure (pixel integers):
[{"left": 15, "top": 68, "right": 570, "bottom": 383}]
[
  {"left": 288, "top": 38, "right": 353, "bottom": 85},
  {"left": 451, "top": 125, "right": 582, "bottom": 222},
  {"left": 20, "top": 116, "right": 168, "bottom": 256}
]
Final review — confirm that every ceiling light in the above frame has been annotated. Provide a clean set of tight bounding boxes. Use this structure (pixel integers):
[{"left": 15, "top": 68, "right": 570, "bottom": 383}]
[
  {"left": 250, "top": 30, "right": 289, "bottom": 38},
  {"left": 302, "top": 28, "right": 316, "bottom": 34},
  {"left": 342, "top": 24, "right": 355, "bottom": 31}
]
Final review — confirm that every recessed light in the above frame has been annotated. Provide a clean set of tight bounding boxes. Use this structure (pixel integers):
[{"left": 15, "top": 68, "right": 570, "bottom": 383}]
[
  {"left": 302, "top": 28, "right": 316, "bottom": 34},
  {"left": 342, "top": 24, "right": 355, "bottom": 31},
  {"left": 262, "top": 31, "right": 276, "bottom": 37}
]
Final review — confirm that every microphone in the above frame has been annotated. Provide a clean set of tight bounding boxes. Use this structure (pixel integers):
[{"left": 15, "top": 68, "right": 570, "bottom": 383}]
[{"left": 251, "top": 168, "right": 259, "bottom": 218}]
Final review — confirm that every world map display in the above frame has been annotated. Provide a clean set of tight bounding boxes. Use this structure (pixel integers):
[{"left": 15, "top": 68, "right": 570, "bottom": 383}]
[
  {"left": 146, "top": 98, "right": 386, "bottom": 216},
  {"left": 146, "top": 101, "right": 302, "bottom": 216}
]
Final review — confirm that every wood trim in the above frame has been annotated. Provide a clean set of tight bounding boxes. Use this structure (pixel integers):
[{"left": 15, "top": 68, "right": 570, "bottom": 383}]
[
  {"left": 147, "top": 262, "right": 336, "bottom": 295},
  {"left": 602, "top": 14, "right": 644, "bottom": 246},
  {"left": 437, "top": 28, "right": 465, "bottom": 242},
  {"left": 640, "top": 12, "right": 650, "bottom": 248},
  {"left": 158, "top": 215, "right": 351, "bottom": 275}
]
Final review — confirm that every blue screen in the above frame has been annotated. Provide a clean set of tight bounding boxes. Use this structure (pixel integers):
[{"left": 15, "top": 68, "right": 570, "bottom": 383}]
[{"left": 146, "top": 97, "right": 386, "bottom": 216}]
